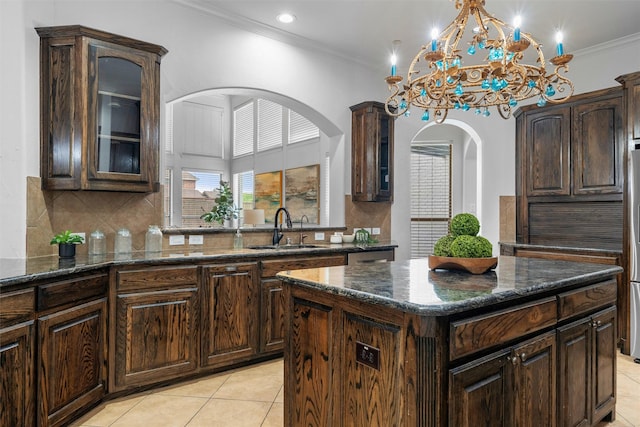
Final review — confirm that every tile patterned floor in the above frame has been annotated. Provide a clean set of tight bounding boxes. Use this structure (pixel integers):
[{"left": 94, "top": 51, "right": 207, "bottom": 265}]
[{"left": 72, "top": 354, "right": 639, "bottom": 426}]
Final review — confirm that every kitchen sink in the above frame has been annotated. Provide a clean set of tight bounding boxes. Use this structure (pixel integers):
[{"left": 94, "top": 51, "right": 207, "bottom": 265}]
[{"left": 247, "top": 244, "right": 321, "bottom": 250}]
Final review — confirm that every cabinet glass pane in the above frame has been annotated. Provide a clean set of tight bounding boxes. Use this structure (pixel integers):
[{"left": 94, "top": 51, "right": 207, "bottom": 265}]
[
  {"left": 97, "top": 57, "right": 142, "bottom": 174},
  {"left": 380, "top": 116, "right": 390, "bottom": 191}
]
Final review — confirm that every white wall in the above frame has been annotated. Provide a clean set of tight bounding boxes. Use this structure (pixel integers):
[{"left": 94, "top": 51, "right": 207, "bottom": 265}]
[{"left": 1, "top": 0, "right": 639, "bottom": 259}]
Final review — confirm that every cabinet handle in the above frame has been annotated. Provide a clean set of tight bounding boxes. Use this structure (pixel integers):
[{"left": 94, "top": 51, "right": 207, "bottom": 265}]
[
  {"left": 507, "top": 355, "right": 519, "bottom": 365},
  {"left": 225, "top": 266, "right": 238, "bottom": 272},
  {"left": 592, "top": 320, "right": 602, "bottom": 328},
  {"left": 519, "top": 353, "right": 527, "bottom": 362}
]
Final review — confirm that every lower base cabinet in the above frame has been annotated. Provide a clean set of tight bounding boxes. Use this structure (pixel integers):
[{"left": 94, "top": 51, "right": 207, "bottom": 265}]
[
  {"left": 449, "top": 331, "right": 556, "bottom": 427},
  {"left": 557, "top": 306, "right": 617, "bottom": 427},
  {"left": 0, "top": 320, "right": 35, "bottom": 427},
  {"left": 38, "top": 299, "right": 107, "bottom": 427},
  {"left": 113, "top": 266, "right": 199, "bottom": 391},
  {"left": 201, "top": 263, "right": 259, "bottom": 367}
]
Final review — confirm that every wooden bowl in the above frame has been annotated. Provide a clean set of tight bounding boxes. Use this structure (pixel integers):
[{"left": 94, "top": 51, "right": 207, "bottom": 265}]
[{"left": 428, "top": 255, "right": 498, "bottom": 274}]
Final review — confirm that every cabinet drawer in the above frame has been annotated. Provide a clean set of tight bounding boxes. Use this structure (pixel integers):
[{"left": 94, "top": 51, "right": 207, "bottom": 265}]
[
  {"left": 261, "top": 255, "right": 346, "bottom": 278},
  {"left": 116, "top": 266, "right": 198, "bottom": 292},
  {"left": 0, "top": 288, "right": 35, "bottom": 328},
  {"left": 557, "top": 279, "right": 617, "bottom": 321},
  {"left": 37, "top": 273, "right": 107, "bottom": 311},
  {"left": 450, "top": 297, "right": 557, "bottom": 360}
]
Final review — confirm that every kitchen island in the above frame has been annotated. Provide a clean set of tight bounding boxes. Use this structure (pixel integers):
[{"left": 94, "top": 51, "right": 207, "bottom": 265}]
[{"left": 278, "top": 256, "right": 622, "bottom": 427}]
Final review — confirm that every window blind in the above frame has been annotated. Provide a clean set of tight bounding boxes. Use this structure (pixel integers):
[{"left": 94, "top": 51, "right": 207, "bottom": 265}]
[
  {"left": 289, "top": 110, "right": 319, "bottom": 144},
  {"left": 233, "top": 102, "right": 254, "bottom": 157},
  {"left": 257, "top": 99, "right": 283, "bottom": 151}
]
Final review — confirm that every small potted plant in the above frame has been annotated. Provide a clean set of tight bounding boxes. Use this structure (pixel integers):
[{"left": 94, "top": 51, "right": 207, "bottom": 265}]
[
  {"left": 200, "top": 181, "right": 239, "bottom": 227},
  {"left": 50, "top": 230, "right": 85, "bottom": 258}
]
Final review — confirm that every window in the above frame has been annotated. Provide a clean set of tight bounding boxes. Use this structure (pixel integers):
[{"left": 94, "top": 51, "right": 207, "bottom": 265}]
[
  {"left": 289, "top": 110, "right": 319, "bottom": 144},
  {"left": 233, "top": 102, "right": 254, "bottom": 157},
  {"left": 257, "top": 99, "right": 283, "bottom": 151},
  {"left": 235, "top": 170, "right": 254, "bottom": 211},
  {"left": 410, "top": 144, "right": 451, "bottom": 258},
  {"left": 164, "top": 168, "right": 173, "bottom": 227},
  {"left": 181, "top": 170, "right": 222, "bottom": 227}
]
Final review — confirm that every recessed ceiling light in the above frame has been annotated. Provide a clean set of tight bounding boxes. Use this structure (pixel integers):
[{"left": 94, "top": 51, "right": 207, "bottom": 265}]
[{"left": 276, "top": 13, "right": 296, "bottom": 24}]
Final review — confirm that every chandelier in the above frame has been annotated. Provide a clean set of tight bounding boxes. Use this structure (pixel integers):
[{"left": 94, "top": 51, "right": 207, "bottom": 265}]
[{"left": 384, "top": 0, "right": 574, "bottom": 122}]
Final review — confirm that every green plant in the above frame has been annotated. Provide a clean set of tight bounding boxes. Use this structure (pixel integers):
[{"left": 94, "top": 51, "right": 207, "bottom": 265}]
[
  {"left": 200, "top": 181, "right": 239, "bottom": 225},
  {"left": 50, "top": 230, "right": 84, "bottom": 245},
  {"left": 450, "top": 213, "right": 480, "bottom": 237},
  {"left": 433, "top": 235, "right": 456, "bottom": 256},
  {"left": 450, "top": 235, "right": 492, "bottom": 258}
]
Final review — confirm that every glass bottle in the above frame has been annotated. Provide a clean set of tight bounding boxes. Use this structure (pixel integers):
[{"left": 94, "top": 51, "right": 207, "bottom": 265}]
[
  {"left": 145, "top": 225, "right": 163, "bottom": 253},
  {"left": 114, "top": 228, "right": 132, "bottom": 254},
  {"left": 88, "top": 229, "right": 106, "bottom": 256},
  {"left": 233, "top": 228, "right": 244, "bottom": 249}
]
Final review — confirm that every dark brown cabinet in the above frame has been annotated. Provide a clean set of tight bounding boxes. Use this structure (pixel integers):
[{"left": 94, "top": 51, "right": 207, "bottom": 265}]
[
  {"left": 516, "top": 87, "right": 624, "bottom": 248},
  {"left": 557, "top": 306, "right": 616, "bottom": 427},
  {"left": 112, "top": 266, "right": 199, "bottom": 391},
  {"left": 0, "top": 289, "right": 36, "bottom": 427},
  {"left": 350, "top": 101, "right": 394, "bottom": 202},
  {"left": 201, "top": 263, "right": 259, "bottom": 367},
  {"left": 37, "top": 299, "right": 107, "bottom": 427},
  {"left": 449, "top": 331, "right": 556, "bottom": 427},
  {"left": 37, "top": 25, "right": 167, "bottom": 192}
]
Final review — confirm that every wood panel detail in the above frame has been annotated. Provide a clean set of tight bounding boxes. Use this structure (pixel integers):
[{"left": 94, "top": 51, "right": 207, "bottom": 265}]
[
  {"left": 558, "top": 279, "right": 617, "bottom": 321},
  {"left": 0, "top": 322, "right": 35, "bottom": 427}
]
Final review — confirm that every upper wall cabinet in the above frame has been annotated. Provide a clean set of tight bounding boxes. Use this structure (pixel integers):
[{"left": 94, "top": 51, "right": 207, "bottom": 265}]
[
  {"left": 350, "top": 101, "right": 394, "bottom": 202},
  {"left": 37, "top": 25, "right": 167, "bottom": 192}
]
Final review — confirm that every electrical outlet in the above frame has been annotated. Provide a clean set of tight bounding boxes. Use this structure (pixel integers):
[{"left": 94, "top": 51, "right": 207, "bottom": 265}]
[
  {"left": 169, "top": 235, "right": 185, "bottom": 245},
  {"left": 314, "top": 232, "right": 325, "bottom": 241},
  {"left": 189, "top": 235, "right": 203, "bottom": 245},
  {"left": 372, "top": 228, "right": 381, "bottom": 235}
]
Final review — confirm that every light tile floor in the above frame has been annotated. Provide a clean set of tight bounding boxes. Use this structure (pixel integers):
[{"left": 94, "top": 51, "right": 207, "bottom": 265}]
[{"left": 73, "top": 354, "right": 639, "bottom": 427}]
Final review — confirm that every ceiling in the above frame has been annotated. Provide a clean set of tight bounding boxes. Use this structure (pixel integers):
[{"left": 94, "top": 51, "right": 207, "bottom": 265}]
[{"left": 179, "top": 0, "right": 640, "bottom": 71}]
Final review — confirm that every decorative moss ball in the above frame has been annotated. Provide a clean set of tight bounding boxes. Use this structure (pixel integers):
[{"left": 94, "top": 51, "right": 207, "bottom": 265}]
[
  {"left": 450, "top": 235, "right": 493, "bottom": 258},
  {"left": 450, "top": 213, "right": 480, "bottom": 237},
  {"left": 433, "top": 235, "right": 456, "bottom": 257}
]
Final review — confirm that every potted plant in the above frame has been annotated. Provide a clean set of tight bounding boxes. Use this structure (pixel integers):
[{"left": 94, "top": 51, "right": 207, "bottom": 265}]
[
  {"left": 50, "top": 230, "right": 85, "bottom": 258},
  {"left": 429, "top": 213, "right": 497, "bottom": 274},
  {"left": 200, "top": 181, "right": 239, "bottom": 227}
]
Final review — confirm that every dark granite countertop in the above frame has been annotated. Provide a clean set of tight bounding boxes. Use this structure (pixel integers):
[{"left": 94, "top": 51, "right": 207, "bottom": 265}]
[
  {"left": 0, "top": 242, "right": 397, "bottom": 288},
  {"left": 277, "top": 256, "right": 623, "bottom": 316}
]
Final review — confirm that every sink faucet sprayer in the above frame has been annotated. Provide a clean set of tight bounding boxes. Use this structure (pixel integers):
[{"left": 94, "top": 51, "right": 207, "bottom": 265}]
[{"left": 272, "top": 207, "right": 293, "bottom": 245}]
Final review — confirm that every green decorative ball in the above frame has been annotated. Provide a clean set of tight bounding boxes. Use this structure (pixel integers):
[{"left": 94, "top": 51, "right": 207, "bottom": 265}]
[
  {"left": 450, "top": 235, "right": 492, "bottom": 258},
  {"left": 433, "top": 235, "right": 456, "bottom": 257},
  {"left": 450, "top": 213, "right": 480, "bottom": 237}
]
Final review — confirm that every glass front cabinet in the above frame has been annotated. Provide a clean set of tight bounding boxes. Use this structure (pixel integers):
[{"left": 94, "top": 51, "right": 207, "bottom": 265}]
[{"left": 37, "top": 26, "right": 167, "bottom": 192}]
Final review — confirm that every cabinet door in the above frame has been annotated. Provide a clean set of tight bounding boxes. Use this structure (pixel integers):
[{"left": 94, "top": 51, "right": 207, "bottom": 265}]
[
  {"left": 572, "top": 96, "right": 624, "bottom": 195},
  {"left": 512, "top": 331, "right": 556, "bottom": 427},
  {"left": 0, "top": 322, "right": 35, "bottom": 427},
  {"left": 524, "top": 107, "right": 571, "bottom": 196},
  {"left": 260, "top": 278, "right": 285, "bottom": 353},
  {"left": 202, "top": 263, "right": 259, "bottom": 367},
  {"left": 350, "top": 101, "right": 394, "bottom": 202},
  {"left": 591, "top": 307, "right": 616, "bottom": 424},
  {"left": 86, "top": 42, "right": 159, "bottom": 192},
  {"left": 114, "top": 267, "right": 199, "bottom": 390},
  {"left": 449, "top": 349, "right": 511, "bottom": 427},
  {"left": 38, "top": 299, "right": 107, "bottom": 427},
  {"left": 557, "top": 317, "right": 591, "bottom": 427}
]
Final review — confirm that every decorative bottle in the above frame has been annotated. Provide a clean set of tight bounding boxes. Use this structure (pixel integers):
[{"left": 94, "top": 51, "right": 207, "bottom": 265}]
[
  {"left": 145, "top": 225, "right": 163, "bottom": 253},
  {"left": 114, "top": 228, "right": 132, "bottom": 255}
]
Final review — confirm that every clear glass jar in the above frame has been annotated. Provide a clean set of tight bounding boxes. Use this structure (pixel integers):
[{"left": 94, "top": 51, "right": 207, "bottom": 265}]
[
  {"left": 88, "top": 229, "right": 106, "bottom": 255},
  {"left": 145, "top": 225, "right": 163, "bottom": 253},
  {"left": 114, "top": 228, "right": 132, "bottom": 254}
]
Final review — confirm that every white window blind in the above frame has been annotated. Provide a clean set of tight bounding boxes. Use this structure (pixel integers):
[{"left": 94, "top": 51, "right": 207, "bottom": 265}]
[
  {"left": 233, "top": 102, "right": 254, "bottom": 157},
  {"left": 410, "top": 144, "right": 451, "bottom": 258},
  {"left": 289, "top": 110, "right": 319, "bottom": 144},
  {"left": 235, "top": 170, "right": 254, "bottom": 211},
  {"left": 257, "top": 99, "right": 283, "bottom": 151}
]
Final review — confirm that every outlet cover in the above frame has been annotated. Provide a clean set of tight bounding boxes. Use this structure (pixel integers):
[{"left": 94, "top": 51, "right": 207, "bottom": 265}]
[
  {"left": 70, "top": 232, "right": 86, "bottom": 241},
  {"left": 314, "top": 232, "right": 325, "bottom": 241},
  {"left": 372, "top": 228, "right": 381, "bottom": 235},
  {"left": 189, "top": 235, "right": 203, "bottom": 245},
  {"left": 169, "top": 235, "right": 185, "bottom": 245}
]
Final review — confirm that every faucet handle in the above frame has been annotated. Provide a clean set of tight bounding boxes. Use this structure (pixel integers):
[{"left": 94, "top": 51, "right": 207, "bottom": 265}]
[{"left": 299, "top": 234, "right": 308, "bottom": 245}]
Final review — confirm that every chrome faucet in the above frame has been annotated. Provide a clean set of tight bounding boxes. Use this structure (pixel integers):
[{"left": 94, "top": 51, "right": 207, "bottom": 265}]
[
  {"left": 299, "top": 214, "right": 309, "bottom": 245},
  {"left": 272, "top": 207, "right": 293, "bottom": 245}
]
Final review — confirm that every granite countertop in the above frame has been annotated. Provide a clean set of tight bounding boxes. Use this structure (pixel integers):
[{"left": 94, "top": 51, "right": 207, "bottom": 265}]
[
  {"left": 277, "top": 256, "right": 623, "bottom": 316},
  {"left": 0, "top": 242, "right": 397, "bottom": 287}
]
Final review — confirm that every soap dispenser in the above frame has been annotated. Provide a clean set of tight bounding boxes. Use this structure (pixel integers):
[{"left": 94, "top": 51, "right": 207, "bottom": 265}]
[{"left": 233, "top": 228, "right": 244, "bottom": 249}]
